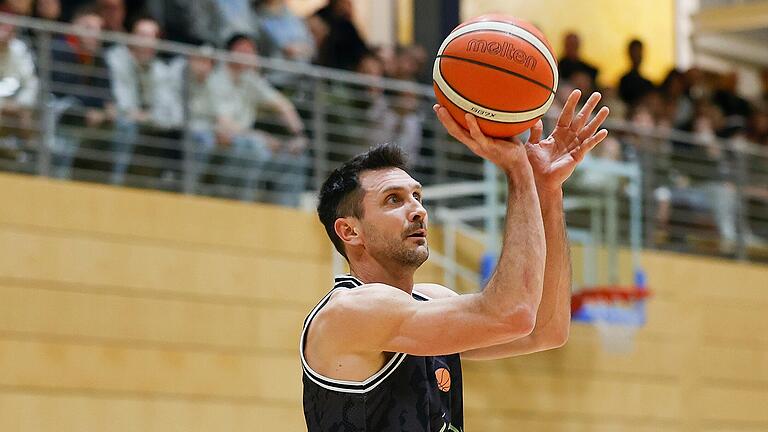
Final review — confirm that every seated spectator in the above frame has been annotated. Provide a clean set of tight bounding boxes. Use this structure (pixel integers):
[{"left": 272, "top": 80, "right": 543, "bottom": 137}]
[
  {"left": 392, "top": 44, "right": 427, "bottom": 83},
  {"left": 207, "top": 34, "right": 307, "bottom": 205},
  {"left": 558, "top": 32, "right": 598, "bottom": 89},
  {"left": 0, "top": 0, "right": 32, "bottom": 15},
  {"left": 310, "top": 0, "right": 368, "bottom": 71},
  {"left": 148, "top": 0, "right": 262, "bottom": 48},
  {"left": 659, "top": 68, "right": 694, "bottom": 129},
  {"left": 619, "top": 39, "right": 655, "bottom": 106},
  {"left": 760, "top": 68, "right": 768, "bottom": 110},
  {"left": 184, "top": 45, "right": 217, "bottom": 191},
  {"left": 359, "top": 53, "right": 424, "bottom": 168},
  {"left": 97, "top": 0, "right": 125, "bottom": 33},
  {"left": 257, "top": 0, "right": 314, "bottom": 63},
  {"left": 33, "top": 0, "right": 60, "bottom": 21},
  {"left": 712, "top": 71, "right": 752, "bottom": 137},
  {"left": 0, "top": 19, "right": 38, "bottom": 163},
  {"left": 256, "top": 0, "right": 315, "bottom": 88},
  {"left": 49, "top": 4, "right": 115, "bottom": 179},
  {"left": 105, "top": 16, "right": 184, "bottom": 185},
  {"left": 653, "top": 103, "right": 745, "bottom": 253}
]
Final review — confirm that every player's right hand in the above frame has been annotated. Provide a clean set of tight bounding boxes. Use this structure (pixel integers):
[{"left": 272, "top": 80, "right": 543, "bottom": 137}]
[{"left": 434, "top": 104, "right": 532, "bottom": 176}]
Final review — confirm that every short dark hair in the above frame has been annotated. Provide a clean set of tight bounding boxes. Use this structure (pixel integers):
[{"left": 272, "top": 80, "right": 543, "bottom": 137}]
[
  {"left": 317, "top": 143, "right": 409, "bottom": 259},
  {"left": 70, "top": 3, "right": 100, "bottom": 22},
  {"left": 225, "top": 33, "right": 254, "bottom": 51},
  {"left": 628, "top": 39, "right": 643, "bottom": 51}
]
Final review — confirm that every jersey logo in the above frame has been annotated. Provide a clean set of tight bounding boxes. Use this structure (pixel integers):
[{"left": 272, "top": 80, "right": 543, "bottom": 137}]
[{"left": 435, "top": 367, "right": 451, "bottom": 392}]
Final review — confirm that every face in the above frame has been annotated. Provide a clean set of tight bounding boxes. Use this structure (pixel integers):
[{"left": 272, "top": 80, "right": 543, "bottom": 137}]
[
  {"left": 99, "top": 0, "right": 125, "bottom": 31},
  {"left": 73, "top": 14, "right": 103, "bottom": 54},
  {"left": 629, "top": 43, "right": 643, "bottom": 66},
  {"left": 130, "top": 19, "right": 159, "bottom": 65},
  {"left": 229, "top": 38, "right": 258, "bottom": 73},
  {"left": 347, "top": 168, "right": 429, "bottom": 269},
  {"left": 564, "top": 33, "right": 579, "bottom": 58},
  {"left": 36, "top": 0, "right": 60, "bottom": 19},
  {"left": 189, "top": 54, "right": 213, "bottom": 80}
]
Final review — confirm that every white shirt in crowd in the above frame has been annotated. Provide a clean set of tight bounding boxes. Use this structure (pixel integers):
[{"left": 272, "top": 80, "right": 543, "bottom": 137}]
[
  {"left": 0, "top": 38, "right": 39, "bottom": 109},
  {"left": 207, "top": 64, "right": 284, "bottom": 132},
  {"left": 105, "top": 44, "right": 185, "bottom": 129}
]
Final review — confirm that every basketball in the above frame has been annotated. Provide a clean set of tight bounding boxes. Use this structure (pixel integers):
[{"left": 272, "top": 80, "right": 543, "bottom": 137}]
[
  {"left": 435, "top": 367, "right": 451, "bottom": 392},
  {"left": 433, "top": 14, "right": 559, "bottom": 138}
]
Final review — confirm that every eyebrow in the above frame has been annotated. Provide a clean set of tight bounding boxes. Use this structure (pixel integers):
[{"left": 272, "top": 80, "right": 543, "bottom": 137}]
[{"left": 380, "top": 183, "right": 423, "bottom": 195}]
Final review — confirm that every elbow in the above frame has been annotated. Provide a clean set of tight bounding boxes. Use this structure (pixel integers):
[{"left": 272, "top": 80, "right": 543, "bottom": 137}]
[
  {"left": 547, "top": 324, "right": 570, "bottom": 349},
  {"left": 499, "top": 306, "right": 537, "bottom": 339}
]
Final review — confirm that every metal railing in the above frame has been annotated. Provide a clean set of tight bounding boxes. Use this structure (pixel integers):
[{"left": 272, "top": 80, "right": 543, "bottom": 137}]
[{"left": 1, "top": 13, "right": 766, "bottom": 266}]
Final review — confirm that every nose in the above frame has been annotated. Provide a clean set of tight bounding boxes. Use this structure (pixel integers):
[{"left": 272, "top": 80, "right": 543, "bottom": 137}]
[{"left": 409, "top": 198, "right": 427, "bottom": 223}]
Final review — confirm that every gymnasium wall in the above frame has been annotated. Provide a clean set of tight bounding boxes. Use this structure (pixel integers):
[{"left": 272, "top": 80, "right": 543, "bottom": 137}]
[
  {"left": 461, "top": 0, "right": 677, "bottom": 87},
  {"left": 1, "top": 173, "right": 767, "bottom": 431}
]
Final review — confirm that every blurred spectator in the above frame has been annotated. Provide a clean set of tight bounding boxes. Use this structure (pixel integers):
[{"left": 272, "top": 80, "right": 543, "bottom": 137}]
[
  {"left": 256, "top": 0, "right": 314, "bottom": 89},
  {"left": 32, "top": 0, "right": 60, "bottom": 20},
  {"left": 619, "top": 39, "right": 655, "bottom": 106},
  {"left": 392, "top": 44, "right": 427, "bottom": 83},
  {"left": 97, "top": 0, "right": 125, "bottom": 32},
  {"left": 106, "top": 16, "right": 184, "bottom": 185},
  {"left": 309, "top": 0, "right": 368, "bottom": 71},
  {"left": 659, "top": 68, "right": 694, "bottom": 129},
  {"left": 184, "top": 45, "right": 217, "bottom": 190},
  {"left": 144, "top": 0, "right": 202, "bottom": 45},
  {"left": 712, "top": 71, "right": 752, "bottom": 137},
  {"left": 558, "top": 32, "right": 598, "bottom": 88},
  {"left": 208, "top": 34, "right": 307, "bottom": 205},
  {"left": 359, "top": 52, "right": 424, "bottom": 166},
  {"left": 50, "top": 4, "right": 115, "bottom": 179},
  {"left": 0, "top": 19, "right": 38, "bottom": 161},
  {"left": 371, "top": 44, "right": 397, "bottom": 78},
  {"left": 653, "top": 103, "right": 746, "bottom": 253},
  {"left": 257, "top": 0, "right": 314, "bottom": 63},
  {"left": 147, "top": 0, "right": 262, "bottom": 48},
  {"left": 0, "top": 0, "right": 33, "bottom": 15}
]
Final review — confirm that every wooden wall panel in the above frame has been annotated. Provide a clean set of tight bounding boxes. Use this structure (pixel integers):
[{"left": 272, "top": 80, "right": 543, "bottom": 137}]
[
  {"left": 2, "top": 173, "right": 768, "bottom": 431},
  {"left": 0, "top": 393, "right": 304, "bottom": 431}
]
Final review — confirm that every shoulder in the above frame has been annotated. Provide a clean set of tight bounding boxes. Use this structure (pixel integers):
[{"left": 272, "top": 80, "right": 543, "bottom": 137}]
[{"left": 413, "top": 283, "right": 458, "bottom": 299}]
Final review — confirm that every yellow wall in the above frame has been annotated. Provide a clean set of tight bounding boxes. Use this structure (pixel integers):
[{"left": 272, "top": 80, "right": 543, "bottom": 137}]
[
  {"left": 461, "top": 0, "right": 676, "bottom": 87},
  {"left": 1, "top": 173, "right": 768, "bottom": 431}
]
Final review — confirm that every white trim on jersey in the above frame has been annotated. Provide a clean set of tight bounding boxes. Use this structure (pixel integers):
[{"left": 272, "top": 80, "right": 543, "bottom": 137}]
[
  {"left": 299, "top": 277, "right": 410, "bottom": 394},
  {"left": 432, "top": 19, "right": 558, "bottom": 124}
]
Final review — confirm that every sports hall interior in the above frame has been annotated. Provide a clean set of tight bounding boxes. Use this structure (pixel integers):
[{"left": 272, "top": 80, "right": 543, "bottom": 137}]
[{"left": 1, "top": 0, "right": 767, "bottom": 431}]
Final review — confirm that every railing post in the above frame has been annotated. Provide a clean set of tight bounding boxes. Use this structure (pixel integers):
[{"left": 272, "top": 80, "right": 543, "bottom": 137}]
[
  {"left": 734, "top": 139, "right": 748, "bottom": 261},
  {"left": 180, "top": 62, "right": 194, "bottom": 195},
  {"left": 312, "top": 78, "right": 328, "bottom": 191},
  {"left": 36, "top": 29, "right": 53, "bottom": 177}
]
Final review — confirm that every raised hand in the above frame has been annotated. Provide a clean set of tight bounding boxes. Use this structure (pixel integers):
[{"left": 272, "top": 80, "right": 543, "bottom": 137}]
[
  {"left": 433, "top": 105, "right": 531, "bottom": 175},
  {"left": 525, "top": 90, "right": 609, "bottom": 192}
]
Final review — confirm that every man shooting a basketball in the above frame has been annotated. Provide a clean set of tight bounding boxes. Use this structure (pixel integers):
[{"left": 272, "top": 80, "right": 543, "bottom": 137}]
[{"left": 302, "top": 89, "right": 609, "bottom": 431}]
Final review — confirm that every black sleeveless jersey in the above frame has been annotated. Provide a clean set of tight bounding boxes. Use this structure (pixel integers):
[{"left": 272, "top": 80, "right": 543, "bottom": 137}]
[{"left": 301, "top": 275, "right": 464, "bottom": 432}]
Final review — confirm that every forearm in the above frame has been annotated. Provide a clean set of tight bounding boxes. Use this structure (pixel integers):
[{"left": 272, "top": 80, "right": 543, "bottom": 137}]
[
  {"left": 278, "top": 101, "right": 304, "bottom": 136},
  {"left": 535, "top": 188, "right": 572, "bottom": 333},
  {"left": 483, "top": 164, "right": 546, "bottom": 319}
]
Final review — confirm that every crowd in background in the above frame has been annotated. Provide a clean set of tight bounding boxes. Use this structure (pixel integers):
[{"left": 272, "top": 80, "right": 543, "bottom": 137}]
[
  {"left": 0, "top": 0, "right": 766, "bottom": 254},
  {"left": 555, "top": 32, "right": 768, "bottom": 252}
]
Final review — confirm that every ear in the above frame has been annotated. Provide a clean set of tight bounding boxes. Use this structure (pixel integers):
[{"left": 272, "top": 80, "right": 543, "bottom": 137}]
[{"left": 334, "top": 217, "right": 363, "bottom": 248}]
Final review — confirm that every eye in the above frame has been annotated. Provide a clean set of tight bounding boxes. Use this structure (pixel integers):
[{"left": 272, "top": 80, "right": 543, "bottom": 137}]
[
  {"left": 413, "top": 191, "right": 422, "bottom": 202},
  {"left": 386, "top": 194, "right": 399, "bottom": 204}
]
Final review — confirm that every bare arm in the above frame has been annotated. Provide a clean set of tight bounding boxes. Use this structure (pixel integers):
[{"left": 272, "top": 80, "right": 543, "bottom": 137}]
[
  {"left": 463, "top": 90, "right": 609, "bottom": 360},
  {"left": 315, "top": 110, "right": 546, "bottom": 357}
]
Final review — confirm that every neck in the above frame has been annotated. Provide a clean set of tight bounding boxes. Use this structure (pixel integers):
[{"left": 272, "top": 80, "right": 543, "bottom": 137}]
[{"left": 349, "top": 257, "right": 415, "bottom": 294}]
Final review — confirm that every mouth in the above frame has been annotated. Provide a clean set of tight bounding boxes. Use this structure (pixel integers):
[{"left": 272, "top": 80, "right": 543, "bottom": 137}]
[{"left": 406, "top": 229, "right": 427, "bottom": 239}]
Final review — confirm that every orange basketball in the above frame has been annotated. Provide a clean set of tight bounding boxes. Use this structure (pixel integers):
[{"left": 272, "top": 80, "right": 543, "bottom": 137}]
[
  {"left": 433, "top": 14, "right": 558, "bottom": 138},
  {"left": 435, "top": 367, "right": 451, "bottom": 392}
]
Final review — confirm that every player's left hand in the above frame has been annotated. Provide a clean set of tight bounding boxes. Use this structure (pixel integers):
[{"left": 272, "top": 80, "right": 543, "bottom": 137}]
[{"left": 525, "top": 89, "right": 609, "bottom": 193}]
